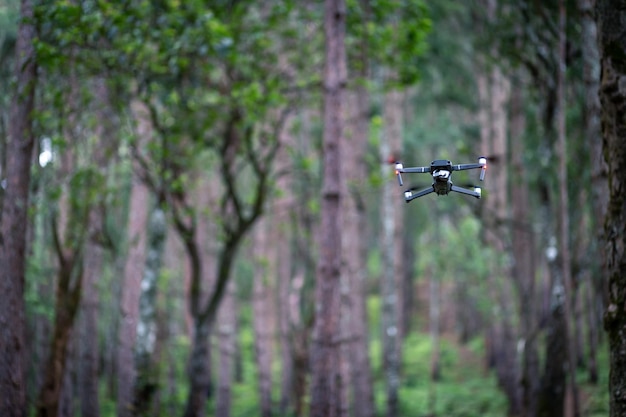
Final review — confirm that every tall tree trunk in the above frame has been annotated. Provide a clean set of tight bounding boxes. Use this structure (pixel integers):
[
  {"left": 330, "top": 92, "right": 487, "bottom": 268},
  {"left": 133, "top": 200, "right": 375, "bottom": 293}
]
[
  {"left": 252, "top": 218, "right": 275, "bottom": 417},
  {"left": 78, "top": 77, "right": 116, "bottom": 417},
  {"left": 510, "top": 76, "right": 540, "bottom": 417},
  {"left": 215, "top": 279, "right": 237, "bottom": 417},
  {"left": 579, "top": 0, "right": 603, "bottom": 385},
  {"left": 310, "top": 1, "right": 346, "bottom": 416},
  {"left": 274, "top": 138, "right": 296, "bottom": 416},
  {"left": 555, "top": 2, "right": 580, "bottom": 415},
  {"left": 477, "top": 56, "right": 520, "bottom": 415},
  {"left": 538, "top": 272, "right": 567, "bottom": 417},
  {"left": 342, "top": 89, "right": 375, "bottom": 417},
  {"left": 78, "top": 221, "right": 103, "bottom": 417},
  {"left": 117, "top": 99, "right": 152, "bottom": 417},
  {"left": 597, "top": 1, "right": 626, "bottom": 416},
  {"left": 427, "top": 262, "right": 441, "bottom": 417},
  {"left": 379, "top": 86, "right": 404, "bottom": 417},
  {"left": 134, "top": 208, "right": 167, "bottom": 416},
  {"left": 37, "top": 250, "right": 83, "bottom": 417},
  {"left": 0, "top": 0, "right": 36, "bottom": 414}
]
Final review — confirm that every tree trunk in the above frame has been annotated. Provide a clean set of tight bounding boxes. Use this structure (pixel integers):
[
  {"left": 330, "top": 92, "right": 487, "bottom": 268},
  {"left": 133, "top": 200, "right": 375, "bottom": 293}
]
[
  {"left": 134, "top": 208, "right": 167, "bottom": 416},
  {"left": 0, "top": 0, "right": 36, "bottom": 414},
  {"left": 309, "top": 1, "right": 346, "bottom": 416},
  {"left": 216, "top": 278, "right": 237, "bottom": 417},
  {"left": 579, "top": 0, "right": 603, "bottom": 385},
  {"left": 597, "top": 1, "right": 626, "bottom": 416},
  {"left": 555, "top": 2, "right": 580, "bottom": 415},
  {"left": 252, "top": 218, "right": 275, "bottom": 417},
  {"left": 341, "top": 88, "right": 375, "bottom": 417},
  {"left": 538, "top": 273, "right": 567, "bottom": 417},
  {"left": 273, "top": 136, "right": 296, "bottom": 416},
  {"left": 510, "top": 76, "right": 540, "bottom": 417},
  {"left": 78, "top": 230, "right": 103, "bottom": 417},
  {"left": 37, "top": 256, "right": 82, "bottom": 417},
  {"left": 477, "top": 54, "right": 520, "bottom": 415},
  {"left": 184, "top": 319, "right": 212, "bottom": 417},
  {"left": 117, "top": 99, "right": 152, "bottom": 417}
]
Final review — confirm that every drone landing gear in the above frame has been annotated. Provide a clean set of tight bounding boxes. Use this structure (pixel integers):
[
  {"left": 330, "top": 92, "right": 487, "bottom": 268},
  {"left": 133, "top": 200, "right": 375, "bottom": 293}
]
[
  {"left": 404, "top": 186, "right": 434, "bottom": 202},
  {"left": 403, "top": 184, "right": 481, "bottom": 203},
  {"left": 450, "top": 185, "right": 481, "bottom": 199}
]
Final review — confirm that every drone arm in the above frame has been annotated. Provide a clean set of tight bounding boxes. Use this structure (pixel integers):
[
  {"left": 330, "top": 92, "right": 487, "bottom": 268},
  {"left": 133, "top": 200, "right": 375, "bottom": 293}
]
[
  {"left": 452, "top": 157, "right": 487, "bottom": 181},
  {"left": 404, "top": 186, "right": 434, "bottom": 203},
  {"left": 400, "top": 166, "right": 430, "bottom": 173},
  {"left": 452, "top": 163, "right": 482, "bottom": 171},
  {"left": 450, "top": 185, "right": 481, "bottom": 199},
  {"left": 395, "top": 163, "right": 430, "bottom": 187}
]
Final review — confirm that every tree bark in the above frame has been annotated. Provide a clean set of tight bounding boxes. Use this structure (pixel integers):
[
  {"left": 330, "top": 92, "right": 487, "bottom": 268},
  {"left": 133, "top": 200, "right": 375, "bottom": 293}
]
[
  {"left": 579, "top": 0, "right": 603, "bottom": 385},
  {"left": 134, "top": 208, "right": 167, "bottom": 416},
  {"left": 379, "top": 86, "right": 404, "bottom": 417},
  {"left": 0, "top": 0, "right": 36, "bottom": 414},
  {"left": 215, "top": 278, "right": 237, "bottom": 417},
  {"left": 597, "top": 1, "right": 626, "bottom": 416},
  {"left": 117, "top": 99, "right": 152, "bottom": 417},
  {"left": 252, "top": 218, "right": 275, "bottom": 417},
  {"left": 309, "top": 1, "right": 346, "bottom": 416},
  {"left": 341, "top": 89, "right": 375, "bottom": 417},
  {"left": 510, "top": 76, "right": 540, "bottom": 417},
  {"left": 555, "top": 2, "right": 580, "bottom": 415}
]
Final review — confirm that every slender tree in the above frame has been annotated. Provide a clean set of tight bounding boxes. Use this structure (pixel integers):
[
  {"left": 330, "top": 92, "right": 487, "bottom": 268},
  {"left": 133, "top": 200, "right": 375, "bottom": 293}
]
[
  {"left": 116, "top": 99, "right": 152, "bottom": 417},
  {"left": 309, "top": 0, "right": 347, "bottom": 416},
  {"left": 0, "top": 0, "right": 36, "bottom": 415},
  {"left": 555, "top": 1, "right": 580, "bottom": 415}
]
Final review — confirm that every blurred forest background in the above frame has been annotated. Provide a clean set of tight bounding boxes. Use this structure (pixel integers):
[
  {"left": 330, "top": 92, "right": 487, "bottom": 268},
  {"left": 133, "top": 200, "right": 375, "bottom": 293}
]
[{"left": 0, "top": 0, "right": 615, "bottom": 416}]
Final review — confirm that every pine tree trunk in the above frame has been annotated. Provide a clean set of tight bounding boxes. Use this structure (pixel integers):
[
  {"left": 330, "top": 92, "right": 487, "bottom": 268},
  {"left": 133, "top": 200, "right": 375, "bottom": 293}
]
[
  {"left": 342, "top": 88, "right": 375, "bottom": 417},
  {"left": 134, "top": 208, "right": 167, "bottom": 415},
  {"left": 184, "top": 319, "right": 212, "bottom": 417},
  {"left": 79, "top": 234, "right": 103, "bottom": 417},
  {"left": 274, "top": 139, "right": 296, "bottom": 415},
  {"left": 117, "top": 99, "right": 152, "bottom": 417},
  {"left": 380, "top": 122, "right": 399, "bottom": 417},
  {"left": 579, "top": 0, "right": 603, "bottom": 385},
  {"left": 555, "top": 3, "right": 580, "bottom": 415},
  {"left": 37, "top": 258, "right": 82, "bottom": 417},
  {"left": 252, "top": 218, "right": 275, "bottom": 417},
  {"left": 597, "top": 1, "right": 626, "bottom": 416},
  {"left": 310, "top": 1, "right": 346, "bottom": 415},
  {"left": 215, "top": 279, "right": 237, "bottom": 417},
  {"left": 0, "top": 0, "right": 36, "bottom": 414},
  {"left": 510, "top": 78, "right": 540, "bottom": 417}
]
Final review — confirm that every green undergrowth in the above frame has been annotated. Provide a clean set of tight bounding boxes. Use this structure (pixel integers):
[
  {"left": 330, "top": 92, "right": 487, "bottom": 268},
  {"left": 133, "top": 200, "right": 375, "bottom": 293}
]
[{"left": 368, "top": 296, "right": 507, "bottom": 417}]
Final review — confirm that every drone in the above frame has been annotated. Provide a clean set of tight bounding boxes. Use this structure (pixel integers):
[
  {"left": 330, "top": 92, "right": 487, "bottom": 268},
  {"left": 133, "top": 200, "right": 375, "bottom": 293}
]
[{"left": 395, "top": 157, "right": 487, "bottom": 203}]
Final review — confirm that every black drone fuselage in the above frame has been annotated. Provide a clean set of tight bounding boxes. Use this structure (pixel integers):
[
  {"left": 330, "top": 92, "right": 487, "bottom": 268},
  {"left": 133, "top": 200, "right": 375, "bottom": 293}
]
[{"left": 430, "top": 160, "right": 453, "bottom": 195}]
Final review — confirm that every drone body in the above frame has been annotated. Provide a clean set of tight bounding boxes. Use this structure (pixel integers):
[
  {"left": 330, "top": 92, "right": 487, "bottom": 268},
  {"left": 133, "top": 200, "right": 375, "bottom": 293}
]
[{"left": 395, "top": 157, "right": 487, "bottom": 203}]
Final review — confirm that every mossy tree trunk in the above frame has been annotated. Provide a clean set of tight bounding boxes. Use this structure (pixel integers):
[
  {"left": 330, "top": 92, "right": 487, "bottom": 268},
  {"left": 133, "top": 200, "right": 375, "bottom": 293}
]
[{"left": 597, "top": 1, "right": 626, "bottom": 416}]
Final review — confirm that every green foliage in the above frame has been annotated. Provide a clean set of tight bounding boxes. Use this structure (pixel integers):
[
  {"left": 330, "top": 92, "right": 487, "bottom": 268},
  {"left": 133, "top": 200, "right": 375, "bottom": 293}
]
[
  {"left": 346, "top": 0, "right": 432, "bottom": 86},
  {"left": 365, "top": 296, "right": 508, "bottom": 417}
]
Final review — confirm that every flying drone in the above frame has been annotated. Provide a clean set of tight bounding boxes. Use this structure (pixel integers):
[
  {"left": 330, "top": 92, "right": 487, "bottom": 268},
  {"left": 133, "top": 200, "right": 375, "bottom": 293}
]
[{"left": 395, "top": 157, "right": 487, "bottom": 203}]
